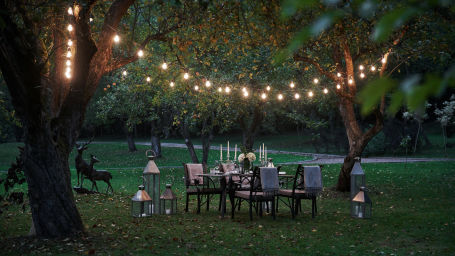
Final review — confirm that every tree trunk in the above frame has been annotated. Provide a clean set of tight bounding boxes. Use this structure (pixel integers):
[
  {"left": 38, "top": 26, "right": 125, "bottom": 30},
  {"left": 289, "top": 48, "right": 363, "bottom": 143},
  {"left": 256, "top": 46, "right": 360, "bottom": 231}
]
[
  {"left": 126, "top": 129, "right": 137, "bottom": 152},
  {"left": 184, "top": 138, "right": 199, "bottom": 163},
  {"left": 201, "top": 132, "right": 214, "bottom": 165},
  {"left": 242, "top": 130, "right": 255, "bottom": 152},
  {"left": 151, "top": 135, "right": 162, "bottom": 158},
  {"left": 23, "top": 128, "right": 83, "bottom": 237}
]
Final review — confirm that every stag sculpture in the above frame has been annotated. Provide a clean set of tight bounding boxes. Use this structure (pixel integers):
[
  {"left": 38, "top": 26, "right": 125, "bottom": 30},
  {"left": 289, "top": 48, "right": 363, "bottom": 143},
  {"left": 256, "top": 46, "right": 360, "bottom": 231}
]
[
  {"left": 88, "top": 155, "right": 114, "bottom": 194},
  {"left": 75, "top": 138, "right": 94, "bottom": 187}
]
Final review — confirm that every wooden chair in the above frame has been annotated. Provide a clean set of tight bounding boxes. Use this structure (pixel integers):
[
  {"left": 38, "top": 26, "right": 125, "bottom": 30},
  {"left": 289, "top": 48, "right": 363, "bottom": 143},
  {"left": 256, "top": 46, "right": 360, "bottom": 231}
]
[
  {"left": 230, "top": 167, "right": 279, "bottom": 220},
  {"left": 277, "top": 164, "right": 322, "bottom": 218},
  {"left": 183, "top": 163, "right": 222, "bottom": 213}
]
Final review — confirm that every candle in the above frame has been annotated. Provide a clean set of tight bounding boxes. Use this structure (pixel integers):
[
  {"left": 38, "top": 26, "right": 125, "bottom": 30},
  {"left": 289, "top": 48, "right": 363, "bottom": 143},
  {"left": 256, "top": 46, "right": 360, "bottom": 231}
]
[
  {"left": 234, "top": 144, "right": 237, "bottom": 161},
  {"left": 220, "top": 144, "right": 222, "bottom": 161},
  {"left": 227, "top": 141, "right": 230, "bottom": 160},
  {"left": 259, "top": 145, "right": 262, "bottom": 161},
  {"left": 265, "top": 146, "right": 267, "bottom": 161},
  {"left": 263, "top": 143, "right": 265, "bottom": 161}
]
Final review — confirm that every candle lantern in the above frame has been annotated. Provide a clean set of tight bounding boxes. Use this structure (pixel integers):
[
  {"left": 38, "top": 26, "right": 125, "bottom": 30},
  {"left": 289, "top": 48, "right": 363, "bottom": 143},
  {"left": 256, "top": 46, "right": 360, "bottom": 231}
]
[
  {"left": 143, "top": 150, "right": 160, "bottom": 214},
  {"left": 350, "top": 158, "right": 365, "bottom": 200},
  {"left": 159, "top": 184, "right": 177, "bottom": 215},
  {"left": 131, "top": 185, "right": 152, "bottom": 217},
  {"left": 351, "top": 186, "right": 372, "bottom": 219}
]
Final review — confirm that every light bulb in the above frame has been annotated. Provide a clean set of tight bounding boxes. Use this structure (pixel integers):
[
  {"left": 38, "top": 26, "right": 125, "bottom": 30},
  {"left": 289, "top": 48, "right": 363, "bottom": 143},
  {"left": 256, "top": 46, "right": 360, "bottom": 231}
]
[
  {"left": 205, "top": 81, "right": 211, "bottom": 87},
  {"left": 67, "top": 24, "right": 73, "bottom": 32},
  {"left": 161, "top": 62, "right": 168, "bottom": 70},
  {"left": 122, "top": 70, "right": 127, "bottom": 76},
  {"left": 66, "top": 60, "right": 71, "bottom": 66},
  {"left": 67, "top": 40, "right": 73, "bottom": 46},
  {"left": 295, "top": 93, "right": 300, "bottom": 99},
  {"left": 243, "top": 91, "right": 249, "bottom": 97},
  {"left": 277, "top": 94, "right": 283, "bottom": 100},
  {"left": 146, "top": 77, "right": 151, "bottom": 82},
  {"left": 266, "top": 86, "right": 271, "bottom": 91},
  {"left": 194, "top": 85, "right": 199, "bottom": 91},
  {"left": 89, "top": 18, "right": 93, "bottom": 22},
  {"left": 336, "top": 84, "right": 341, "bottom": 89},
  {"left": 308, "top": 91, "right": 314, "bottom": 97},
  {"left": 65, "top": 67, "right": 71, "bottom": 73},
  {"left": 261, "top": 93, "right": 267, "bottom": 100},
  {"left": 242, "top": 87, "right": 247, "bottom": 92},
  {"left": 323, "top": 88, "right": 328, "bottom": 94},
  {"left": 68, "top": 7, "right": 73, "bottom": 15},
  {"left": 218, "top": 87, "right": 222, "bottom": 92},
  {"left": 65, "top": 72, "right": 71, "bottom": 79},
  {"left": 225, "top": 87, "right": 231, "bottom": 93},
  {"left": 313, "top": 78, "right": 319, "bottom": 84},
  {"left": 137, "top": 50, "right": 144, "bottom": 57},
  {"left": 359, "top": 65, "right": 364, "bottom": 70},
  {"left": 113, "top": 34, "right": 120, "bottom": 43},
  {"left": 290, "top": 82, "right": 295, "bottom": 88},
  {"left": 348, "top": 78, "right": 353, "bottom": 84},
  {"left": 370, "top": 66, "right": 376, "bottom": 72},
  {"left": 381, "top": 57, "right": 386, "bottom": 64},
  {"left": 337, "top": 73, "right": 341, "bottom": 77},
  {"left": 183, "top": 73, "right": 189, "bottom": 80},
  {"left": 66, "top": 51, "right": 72, "bottom": 58},
  {"left": 170, "top": 81, "right": 175, "bottom": 87},
  {"left": 360, "top": 73, "right": 365, "bottom": 79}
]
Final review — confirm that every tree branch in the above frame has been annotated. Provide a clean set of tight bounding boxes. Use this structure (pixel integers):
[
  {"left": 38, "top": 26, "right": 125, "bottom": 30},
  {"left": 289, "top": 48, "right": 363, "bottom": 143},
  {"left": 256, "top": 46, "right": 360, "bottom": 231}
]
[{"left": 293, "top": 54, "right": 338, "bottom": 82}]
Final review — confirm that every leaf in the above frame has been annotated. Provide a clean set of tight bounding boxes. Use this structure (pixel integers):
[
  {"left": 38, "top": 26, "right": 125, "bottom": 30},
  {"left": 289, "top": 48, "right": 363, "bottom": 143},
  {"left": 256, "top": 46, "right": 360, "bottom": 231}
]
[
  {"left": 358, "top": 77, "right": 397, "bottom": 115},
  {"left": 372, "top": 7, "right": 419, "bottom": 42}
]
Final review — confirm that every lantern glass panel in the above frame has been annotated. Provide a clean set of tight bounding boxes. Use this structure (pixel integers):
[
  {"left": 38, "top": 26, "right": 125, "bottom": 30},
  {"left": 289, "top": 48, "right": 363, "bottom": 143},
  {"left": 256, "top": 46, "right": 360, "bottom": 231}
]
[
  {"left": 131, "top": 185, "right": 152, "bottom": 217},
  {"left": 159, "top": 184, "right": 177, "bottom": 215},
  {"left": 351, "top": 187, "right": 372, "bottom": 219},
  {"left": 350, "top": 161, "right": 365, "bottom": 199},
  {"left": 144, "top": 151, "right": 160, "bottom": 214}
]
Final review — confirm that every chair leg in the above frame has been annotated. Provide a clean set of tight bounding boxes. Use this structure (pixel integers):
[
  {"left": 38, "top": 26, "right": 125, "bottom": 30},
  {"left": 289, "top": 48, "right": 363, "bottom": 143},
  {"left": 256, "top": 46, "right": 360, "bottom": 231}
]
[
  {"left": 276, "top": 196, "right": 279, "bottom": 213},
  {"left": 272, "top": 199, "right": 276, "bottom": 220},
  {"left": 314, "top": 197, "right": 318, "bottom": 215},
  {"left": 291, "top": 197, "right": 295, "bottom": 219},
  {"left": 197, "top": 193, "right": 201, "bottom": 214},
  {"left": 249, "top": 201, "right": 253, "bottom": 221},
  {"left": 259, "top": 202, "right": 263, "bottom": 217},
  {"left": 185, "top": 193, "right": 189, "bottom": 212},
  {"left": 206, "top": 194, "right": 210, "bottom": 211},
  {"left": 231, "top": 197, "right": 235, "bottom": 219},
  {"left": 299, "top": 199, "right": 302, "bottom": 213},
  {"left": 238, "top": 200, "right": 241, "bottom": 211}
]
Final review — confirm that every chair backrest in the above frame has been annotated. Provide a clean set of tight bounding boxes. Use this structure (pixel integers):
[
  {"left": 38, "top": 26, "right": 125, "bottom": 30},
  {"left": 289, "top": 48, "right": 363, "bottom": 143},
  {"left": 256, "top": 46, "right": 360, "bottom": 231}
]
[
  {"left": 259, "top": 167, "right": 279, "bottom": 193},
  {"left": 183, "top": 163, "right": 204, "bottom": 186},
  {"left": 292, "top": 164, "right": 305, "bottom": 191},
  {"left": 220, "top": 163, "right": 239, "bottom": 182},
  {"left": 292, "top": 165, "right": 323, "bottom": 194}
]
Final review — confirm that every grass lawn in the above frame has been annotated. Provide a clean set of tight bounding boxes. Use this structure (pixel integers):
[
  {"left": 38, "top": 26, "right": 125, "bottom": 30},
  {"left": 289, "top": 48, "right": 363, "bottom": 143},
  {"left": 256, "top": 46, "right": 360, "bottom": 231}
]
[{"left": 1, "top": 160, "right": 454, "bottom": 255}]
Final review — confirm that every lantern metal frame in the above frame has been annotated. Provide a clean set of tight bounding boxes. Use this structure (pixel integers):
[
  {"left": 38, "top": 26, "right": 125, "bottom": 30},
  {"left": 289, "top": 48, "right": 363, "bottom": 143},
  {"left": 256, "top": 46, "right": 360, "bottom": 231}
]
[
  {"left": 351, "top": 186, "right": 372, "bottom": 219},
  {"left": 159, "top": 184, "right": 177, "bottom": 215},
  {"left": 131, "top": 184, "right": 153, "bottom": 217},
  {"left": 143, "top": 150, "right": 160, "bottom": 214},
  {"left": 350, "top": 158, "right": 365, "bottom": 200}
]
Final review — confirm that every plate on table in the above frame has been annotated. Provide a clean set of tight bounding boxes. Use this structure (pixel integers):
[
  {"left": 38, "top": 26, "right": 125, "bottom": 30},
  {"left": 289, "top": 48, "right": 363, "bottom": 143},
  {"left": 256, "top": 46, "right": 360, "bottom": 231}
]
[{"left": 279, "top": 171, "right": 286, "bottom": 175}]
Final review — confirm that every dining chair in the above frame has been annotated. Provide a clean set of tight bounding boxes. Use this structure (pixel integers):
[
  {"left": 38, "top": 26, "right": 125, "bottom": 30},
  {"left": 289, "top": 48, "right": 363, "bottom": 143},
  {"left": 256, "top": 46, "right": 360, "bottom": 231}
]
[
  {"left": 276, "top": 164, "right": 323, "bottom": 218},
  {"left": 230, "top": 166, "right": 279, "bottom": 220},
  {"left": 183, "top": 163, "right": 222, "bottom": 213}
]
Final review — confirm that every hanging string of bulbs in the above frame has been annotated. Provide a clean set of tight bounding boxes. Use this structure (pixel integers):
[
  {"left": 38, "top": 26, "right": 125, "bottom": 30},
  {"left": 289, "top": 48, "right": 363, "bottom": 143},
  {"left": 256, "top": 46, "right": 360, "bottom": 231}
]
[{"left": 64, "top": 6, "right": 387, "bottom": 100}]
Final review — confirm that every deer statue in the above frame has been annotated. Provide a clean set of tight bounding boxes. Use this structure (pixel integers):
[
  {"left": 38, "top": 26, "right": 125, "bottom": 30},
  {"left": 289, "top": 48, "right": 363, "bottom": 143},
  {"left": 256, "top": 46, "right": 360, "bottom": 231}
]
[
  {"left": 75, "top": 137, "right": 94, "bottom": 187},
  {"left": 88, "top": 154, "right": 114, "bottom": 194}
]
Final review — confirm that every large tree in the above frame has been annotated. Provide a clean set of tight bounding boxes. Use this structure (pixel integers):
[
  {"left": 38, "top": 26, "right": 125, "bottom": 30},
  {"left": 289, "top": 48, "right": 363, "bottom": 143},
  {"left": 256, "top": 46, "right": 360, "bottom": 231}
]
[{"left": 0, "top": 0, "right": 186, "bottom": 237}]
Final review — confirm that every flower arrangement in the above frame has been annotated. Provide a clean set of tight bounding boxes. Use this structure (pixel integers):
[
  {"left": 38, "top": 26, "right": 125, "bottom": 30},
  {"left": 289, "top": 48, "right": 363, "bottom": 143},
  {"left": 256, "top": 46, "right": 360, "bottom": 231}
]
[{"left": 238, "top": 152, "right": 256, "bottom": 162}]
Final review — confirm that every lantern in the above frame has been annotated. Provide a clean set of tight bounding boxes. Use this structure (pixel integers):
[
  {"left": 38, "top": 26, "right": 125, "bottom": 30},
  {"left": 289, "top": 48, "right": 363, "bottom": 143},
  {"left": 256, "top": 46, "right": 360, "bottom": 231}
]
[
  {"left": 143, "top": 150, "right": 160, "bottom": 214},
  {"left": 131, "top": 185, "right": 152, "bottom": 217},
  {"left": 159, "top": 184, "right": 177, "bottom": 215},
  {"left": 350, "top": 158, "right": 365, "bottom": 200},
  {"left": 351, "top": 187, "right": 372, "bottom": 218}
]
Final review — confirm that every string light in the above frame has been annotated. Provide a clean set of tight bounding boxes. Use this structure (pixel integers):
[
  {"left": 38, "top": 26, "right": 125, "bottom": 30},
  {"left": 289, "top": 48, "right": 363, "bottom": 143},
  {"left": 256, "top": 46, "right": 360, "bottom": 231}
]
[
  {"left": 67, "top": 40, "right": 73, "bottom": 46},
  {"left": 243, "top": 91, "right": 249, "bottom": 97},
  {"left": 194, "top": 85, "right": 199, "bottom": 91},
  {"left": 359, "top": 65, "right": 364, "bottom": 71},
  {"left": 381, "top": 57, "right": 386, "bottom": 64},
  {"left": 170, "top": 81, "right": 175, "bottom": 87},
  {"left": 122, "top": 70, "right": 127, "bottom": 76},
  {"left": 66, "top": 60, "right": 71, "bottom": 66},
  {"left": 261, "top": 93, "right": 267, "bottom": 100},
  {"left": 266, "top": 86, "right": 271, "bottom": 91},
  {"left": 313, "top": 78, "right": 319, "bottom": 84},
  {"left": 242, "top": 87, "right": 247, "bottom": 92},
  {"left": 225, "top": 87, "right": 231, "bottom": 93},
  {"left": 137, "top": 50, "right": 144, "bottom": 57},
  {"left": 65, "top": 72, "right": 71, "bottom": 79},
  {"left": 66, "top": 51, "right": 72, "bottom": 58},
  {"left": 294, "top": 93, "right": 300, "bottom": 99},
  {"left": 370, "top": 66, "right": 376, "bottom": 72},
  {"left": 289, "top": 82, "right": 295, "bottom": 88},
  {"left": 348, "top": 78, "right": 353, "bottom": 84},
  {"left": 161, "top": 62, "right": 168, "bottom": 70},
  {"left": 205, "top": 81, "right": 211, "bottom": 87},
  {"left": 323, "top": 88, "right": 328, "bottom": 94},
  {"left": 68, "top": 7, "right": 73, "bottom": 15},
  {"left": 277, "top": 94, "right": 283, "bottom": 100},
  {"left": 336, "top": 84, "right": 341, "bottom": 89},
  {"left": 218, "top": 87, "right": 222, "bottom": 92},
  {"left": 67, "top": 24, "right": 73, "bottom": 32},
  {"left": 65, "top": 67, "right": 71, "bottom": 73},
  {"left": 183, "top": 73, "right": 190, "bottom": 80},
  {"left": 337, "top": 73, "right": 341, "bottom": 77},
  {"left": 89, "top": 18, "right": 93, "bottom": 22},
  {"left": 146, "top": 77, "right": 151, "bottom": 82},
  {"left": 360, "top": 73, "right": 365, "bottom": 79},
  {"left": 113, "top": 34, "right": 120, "bottom": 43},
  {"left": 308, "top": 91, "right": 314, "bottom": 97}
]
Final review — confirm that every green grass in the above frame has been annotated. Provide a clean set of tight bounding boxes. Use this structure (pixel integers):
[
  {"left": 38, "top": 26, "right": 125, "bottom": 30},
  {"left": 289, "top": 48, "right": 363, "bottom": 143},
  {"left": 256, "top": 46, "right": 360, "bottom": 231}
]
[{"left": 1, "top": 161, "right": 454, "bottom": 255}]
